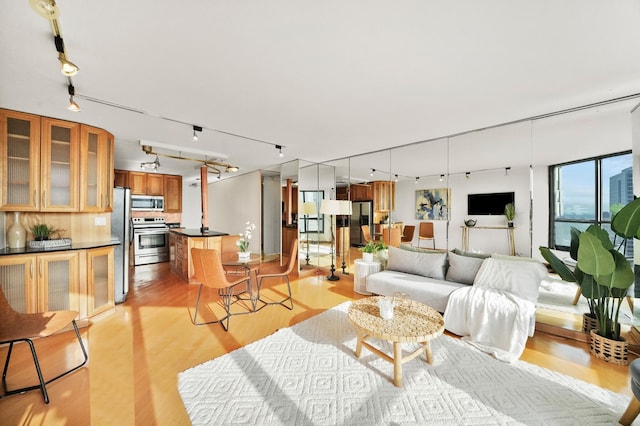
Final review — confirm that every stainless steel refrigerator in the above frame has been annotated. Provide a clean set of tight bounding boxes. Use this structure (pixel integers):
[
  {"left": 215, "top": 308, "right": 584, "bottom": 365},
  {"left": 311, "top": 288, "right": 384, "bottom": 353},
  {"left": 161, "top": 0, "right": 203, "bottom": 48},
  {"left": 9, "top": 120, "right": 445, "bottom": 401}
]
[
  {"left": 111, "top": 187, "right": 131, "bottom": 304},
  {"left": 350, "top": 201, "right": 373, "bottom": 247}
]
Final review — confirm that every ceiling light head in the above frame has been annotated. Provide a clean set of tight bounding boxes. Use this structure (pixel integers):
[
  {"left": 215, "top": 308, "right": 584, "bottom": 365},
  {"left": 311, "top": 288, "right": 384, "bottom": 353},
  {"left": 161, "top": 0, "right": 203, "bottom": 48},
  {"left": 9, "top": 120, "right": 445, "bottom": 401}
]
[
  {"left": 140, "top": 155, "right": 160, "bottom": 171},
  {"left": 439, "top": 174, "right": 444, "bottom": 182},
  {"left": 415, "top": 177, "right": 419, "bottom": 184},
  {"left": 505, "top": 167, "right": 511, "bottom": 176},
  {"left": 370, "top": 169, "right": 375, "bottom": 177},
  {"left": 67, "top": 84, "right": 80, "bottom": 112},
  {"left": 465, "top": 172, "right": 470, "bottom": 179},
  {"left": 30, "top": 0, "right": 59, "bottom": 19},
  {"left": 275, "top": 145, "right": 283, "bottom": 158},
  {"left": 59, "top": 54, "right": 79, "bottom": 76},
  {"left": 192, "top": 125, "right": 202, "bottom": 142},
  {"left": 225, "top": 165, "right": 239, "bottom": 173},
  {"left": 394, "top": 174, "right": 399, "bottom": 182}
]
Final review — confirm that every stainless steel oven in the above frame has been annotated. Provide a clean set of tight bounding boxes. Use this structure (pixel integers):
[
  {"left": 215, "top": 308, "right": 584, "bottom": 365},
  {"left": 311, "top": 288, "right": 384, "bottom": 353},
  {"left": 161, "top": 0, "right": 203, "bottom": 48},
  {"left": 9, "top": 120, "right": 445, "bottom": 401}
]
[{"left": 132, "top": 217, "right": 169, "bottom": 265}]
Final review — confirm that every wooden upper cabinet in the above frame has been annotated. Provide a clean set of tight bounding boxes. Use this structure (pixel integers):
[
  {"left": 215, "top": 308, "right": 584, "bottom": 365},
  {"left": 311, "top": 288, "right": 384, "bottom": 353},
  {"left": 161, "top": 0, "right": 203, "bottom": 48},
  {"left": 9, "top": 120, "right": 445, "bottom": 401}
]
[
  {"left": 350, "top": 184, "right": 373, "bottom": 201},
  {"left": 128, "top": 171, "right": 147, "bottom": 195},
  {"left": 146, "top": 174, "right": 164, "bottom": 195},
  {"left": 80, "top": 125, "right": 113, "bottom": 212},
  {"left": 40, "top": 118, "right": 80, "bottom": 212},
  {"left": 0, "top": 110, "right": 41, "bottom": 211},
  {"left": 164, "top": 174, "right": 182, "bottom": 213},
  {"left": 372, "top": 181, "right": 395, "bottom": 212},
  {"left": 114, "top": 169, "right": 128, "bottom": 187}
]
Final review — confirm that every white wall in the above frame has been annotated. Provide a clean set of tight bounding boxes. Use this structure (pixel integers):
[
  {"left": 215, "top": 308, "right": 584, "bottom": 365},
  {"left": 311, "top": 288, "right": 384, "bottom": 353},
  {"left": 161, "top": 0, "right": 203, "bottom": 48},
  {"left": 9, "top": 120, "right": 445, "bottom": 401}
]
[{"left": 208, "top": 171, "right": 262, "bottom": 252}]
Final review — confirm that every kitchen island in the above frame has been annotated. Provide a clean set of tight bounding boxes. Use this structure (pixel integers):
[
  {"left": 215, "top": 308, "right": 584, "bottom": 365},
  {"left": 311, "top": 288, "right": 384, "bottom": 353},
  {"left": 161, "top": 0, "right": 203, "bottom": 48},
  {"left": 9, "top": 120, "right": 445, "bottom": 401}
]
[{"left": 168, "top": 228, "right": 228, "bottom": 283}]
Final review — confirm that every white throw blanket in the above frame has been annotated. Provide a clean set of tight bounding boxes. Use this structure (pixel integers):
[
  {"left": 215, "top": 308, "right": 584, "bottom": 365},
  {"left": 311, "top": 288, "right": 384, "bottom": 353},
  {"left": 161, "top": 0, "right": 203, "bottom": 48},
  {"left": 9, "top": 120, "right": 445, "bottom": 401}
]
[{"left": 443, "top": 257, "right": 547, "bottom": 363}]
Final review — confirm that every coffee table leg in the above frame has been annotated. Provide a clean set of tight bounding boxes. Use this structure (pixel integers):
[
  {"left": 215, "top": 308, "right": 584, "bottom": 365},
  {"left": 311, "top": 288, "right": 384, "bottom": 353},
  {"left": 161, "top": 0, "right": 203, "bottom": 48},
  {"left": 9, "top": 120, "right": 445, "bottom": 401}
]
[
  {"left": 393, "top": 342, "right": 402, "bottom": 387},
  {"left": 423, "top": 341, "right": 433, "bottom": 364},
  {"left": 355, "top": 329, "right": 364, "bottom": 358}
]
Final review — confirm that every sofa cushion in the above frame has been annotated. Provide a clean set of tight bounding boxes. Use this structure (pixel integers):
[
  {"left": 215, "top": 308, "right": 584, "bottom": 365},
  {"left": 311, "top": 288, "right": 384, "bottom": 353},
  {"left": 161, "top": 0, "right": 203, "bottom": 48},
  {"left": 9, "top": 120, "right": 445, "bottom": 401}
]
[
  {"left": 446, "top": 251, "right": 485, "bottom": 285},
  {"left": 386, "top": 246, "right": 447, "bottom": 280},
  {"left": 473, "top": 257, "right": 547, "bottom": 303},
  {"left": 366, "top": 270, "right": 467, "bottom": 312},
  {"left": 452, "top": 248, "right": 492, "bottom": 259}
]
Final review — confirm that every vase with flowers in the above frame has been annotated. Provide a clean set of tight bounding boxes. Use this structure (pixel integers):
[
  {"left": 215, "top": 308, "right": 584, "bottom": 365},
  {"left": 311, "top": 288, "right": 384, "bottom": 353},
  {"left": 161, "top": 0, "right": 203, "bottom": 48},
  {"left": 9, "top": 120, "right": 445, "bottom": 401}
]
[{"left": 236, "top": 221, "right": 256, "bottom": 260}]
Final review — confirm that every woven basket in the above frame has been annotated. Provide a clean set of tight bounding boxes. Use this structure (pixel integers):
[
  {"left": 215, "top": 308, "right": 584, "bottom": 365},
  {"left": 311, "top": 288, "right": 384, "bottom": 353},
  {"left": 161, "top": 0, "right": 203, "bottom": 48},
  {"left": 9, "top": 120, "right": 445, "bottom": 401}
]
[
  {"left": 589, "top": 329, "right": 628, "bottom": 365},
  {"left": 29, "top": 238, "right": 72, "bottom": 249},
  {"left": 582, "top": 313, "right": 598, "bottom": 334}
]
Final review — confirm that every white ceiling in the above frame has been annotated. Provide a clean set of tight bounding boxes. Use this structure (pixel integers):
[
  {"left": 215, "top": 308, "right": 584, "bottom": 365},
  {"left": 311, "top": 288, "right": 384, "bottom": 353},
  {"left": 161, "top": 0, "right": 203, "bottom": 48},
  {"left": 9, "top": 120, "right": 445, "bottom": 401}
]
[{"left": 2, "top": 1, "right": 640, "bottom": 184}]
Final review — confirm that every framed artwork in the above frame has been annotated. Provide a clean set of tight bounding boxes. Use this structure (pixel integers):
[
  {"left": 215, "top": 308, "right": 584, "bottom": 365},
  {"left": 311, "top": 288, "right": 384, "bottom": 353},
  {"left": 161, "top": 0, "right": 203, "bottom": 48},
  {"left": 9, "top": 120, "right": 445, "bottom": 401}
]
[{"left": 415, "top": 188, "right": 449, "bottom": 220}]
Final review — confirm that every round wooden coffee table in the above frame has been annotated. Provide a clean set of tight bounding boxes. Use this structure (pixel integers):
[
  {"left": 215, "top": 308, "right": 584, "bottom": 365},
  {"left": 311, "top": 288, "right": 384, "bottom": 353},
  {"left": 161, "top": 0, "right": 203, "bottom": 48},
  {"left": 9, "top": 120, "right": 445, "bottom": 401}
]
[{"left": 347, "top": 296, "right": 445, "bottom": 387}]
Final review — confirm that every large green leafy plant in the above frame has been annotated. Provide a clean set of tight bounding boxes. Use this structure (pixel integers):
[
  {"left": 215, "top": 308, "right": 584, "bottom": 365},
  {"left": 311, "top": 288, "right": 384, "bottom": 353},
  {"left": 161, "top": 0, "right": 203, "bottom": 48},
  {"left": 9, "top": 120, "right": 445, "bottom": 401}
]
[{"left": 540, "top": 197, "right": 640, "bottom": 341}]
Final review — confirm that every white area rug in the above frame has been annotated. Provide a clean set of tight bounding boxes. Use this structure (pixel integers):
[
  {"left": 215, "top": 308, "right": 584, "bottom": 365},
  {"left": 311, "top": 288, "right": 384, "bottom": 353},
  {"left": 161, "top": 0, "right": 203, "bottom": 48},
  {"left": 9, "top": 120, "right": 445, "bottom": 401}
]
[
  {"left": 178, "top": 302, "right": 633, "bottom": 425},
  {"left": 537, "top": 277, "right": 634, "bottom": 325}
]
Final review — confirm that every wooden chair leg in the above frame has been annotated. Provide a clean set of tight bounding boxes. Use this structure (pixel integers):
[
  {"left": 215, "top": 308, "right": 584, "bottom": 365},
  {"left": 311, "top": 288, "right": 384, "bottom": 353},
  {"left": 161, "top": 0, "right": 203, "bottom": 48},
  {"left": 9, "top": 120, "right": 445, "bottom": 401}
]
[
  {"left": 620, "top": 396, "right": 640, "bottom": 426},
  {"left": 572, "top": 286, "right": 582, "bottom": 305}
]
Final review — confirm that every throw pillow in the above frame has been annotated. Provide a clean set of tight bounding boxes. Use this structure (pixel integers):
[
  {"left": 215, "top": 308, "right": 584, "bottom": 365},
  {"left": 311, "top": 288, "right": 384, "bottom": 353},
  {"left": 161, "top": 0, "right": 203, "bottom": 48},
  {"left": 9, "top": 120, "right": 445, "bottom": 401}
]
[
  {"left": 400, "top": 243, "right": 447, "bottom": 254},
  {"left": 445, "top": 251, "right": 485, "bottom": 285},
  {"left": 387, "top": 246, "right": 447, "bottom": 280}
]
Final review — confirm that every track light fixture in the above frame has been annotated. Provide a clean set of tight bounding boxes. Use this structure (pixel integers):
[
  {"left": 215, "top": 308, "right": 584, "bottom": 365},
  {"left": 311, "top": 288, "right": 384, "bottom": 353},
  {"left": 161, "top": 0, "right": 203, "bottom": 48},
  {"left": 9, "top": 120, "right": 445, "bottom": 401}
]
[
  {"left": 140, "top": 154, "right": 160, "bottom": 171},
  {"left": 394, "top": 174, "right": 399, "bottom": 182},
  {"left": 439, "top": 174, "right": 444, "bottom": 182},
  {"left": 505, "top": 167, "right": 511, "bottom": 176},
  {"left": 67, "top": 84, "right": 80, "bottom": 112},
  {"left": 465, "top": 172, "right": 470, "bottom": 179},
  {"left": 192, "top": 125, "right": 202, "bottom": 142},
  {"left": 415, "top": 177, "right": 419, "bottom": 184},
  {"left": 54, "top": 35, "right": 79, "bottom": 76},
  {"left": 276, "top": 144, "right": 284, "bottom": 158},
  {"left": 141, "top": 145, "right": 239, "bottom": 174},
  {"left": 370, "top": 169, "right": 375, "bottom": 177},
  {"left": 29, "top": 0, "right": 59, "bottom": 19}
]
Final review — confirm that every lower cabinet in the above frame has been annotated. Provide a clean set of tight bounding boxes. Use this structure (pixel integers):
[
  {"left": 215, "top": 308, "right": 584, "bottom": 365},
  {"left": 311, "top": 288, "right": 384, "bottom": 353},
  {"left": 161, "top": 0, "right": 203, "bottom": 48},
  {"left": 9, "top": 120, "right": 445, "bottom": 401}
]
[{"left": 0, "top": 246, "right": 114, "bottom": 319}]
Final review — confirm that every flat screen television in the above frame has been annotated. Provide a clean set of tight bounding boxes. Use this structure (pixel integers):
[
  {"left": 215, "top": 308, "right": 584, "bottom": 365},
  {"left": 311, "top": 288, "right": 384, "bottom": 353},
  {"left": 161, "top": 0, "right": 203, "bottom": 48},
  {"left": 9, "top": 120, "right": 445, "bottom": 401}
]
[{"left": 467, "top": 192, "right": 514, "bottom": 216}]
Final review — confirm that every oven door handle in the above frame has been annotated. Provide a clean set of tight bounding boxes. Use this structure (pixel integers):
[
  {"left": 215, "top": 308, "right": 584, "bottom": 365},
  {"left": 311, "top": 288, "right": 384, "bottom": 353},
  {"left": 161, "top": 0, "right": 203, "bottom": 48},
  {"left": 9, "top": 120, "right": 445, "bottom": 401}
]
[{"left": 134, "top": 229, "right": 169, "bottom": 235}]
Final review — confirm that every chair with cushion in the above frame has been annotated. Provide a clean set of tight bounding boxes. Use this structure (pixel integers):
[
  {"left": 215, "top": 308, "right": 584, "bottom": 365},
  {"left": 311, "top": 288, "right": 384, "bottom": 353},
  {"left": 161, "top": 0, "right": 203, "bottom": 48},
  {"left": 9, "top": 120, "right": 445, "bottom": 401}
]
[
  {"left": 382, "top": 227, "right": 401, "bottom": 248},
  {"left": 190, "top": 248, "right": 252, "bottom": 331},
  {"left": 254, "top": 239, "right": 298, "bottom": 310},
  {"left": 0, "top": 288, "right": 88, "bottom": 404},
  {"left": 620, "top": 358, "right": 640, "bottom": 425},
  {"left": 401, "top": 225, "right": 415, "bottom": 243},
  {"left": 418, "top": 221, "right": 435, "bottom": 249}
]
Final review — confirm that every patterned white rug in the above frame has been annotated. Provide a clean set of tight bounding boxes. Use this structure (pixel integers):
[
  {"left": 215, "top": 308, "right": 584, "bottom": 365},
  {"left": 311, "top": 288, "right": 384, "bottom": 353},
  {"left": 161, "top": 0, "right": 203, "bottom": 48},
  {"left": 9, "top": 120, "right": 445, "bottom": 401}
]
[{"left": 178, "top": 301, "right": 633, "bottom": 425}]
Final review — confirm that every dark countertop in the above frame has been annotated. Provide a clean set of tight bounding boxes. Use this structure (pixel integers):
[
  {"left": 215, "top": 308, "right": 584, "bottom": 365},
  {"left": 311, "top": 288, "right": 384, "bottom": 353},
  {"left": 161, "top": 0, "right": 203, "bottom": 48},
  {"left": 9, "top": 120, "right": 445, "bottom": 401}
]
[
  {"left": 0, "top": 240, "right": 120, "bottom": 256},
  {"left": 169, "top": 228, "right": 229, "bottom": 237}
]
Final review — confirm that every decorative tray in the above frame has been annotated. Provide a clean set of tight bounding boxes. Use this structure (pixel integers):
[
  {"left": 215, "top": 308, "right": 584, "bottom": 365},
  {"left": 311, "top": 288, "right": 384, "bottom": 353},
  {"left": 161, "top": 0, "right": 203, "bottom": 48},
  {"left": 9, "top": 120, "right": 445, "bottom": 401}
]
[{"left": 29, "top": 238, "right": 72, "bottom": 249}]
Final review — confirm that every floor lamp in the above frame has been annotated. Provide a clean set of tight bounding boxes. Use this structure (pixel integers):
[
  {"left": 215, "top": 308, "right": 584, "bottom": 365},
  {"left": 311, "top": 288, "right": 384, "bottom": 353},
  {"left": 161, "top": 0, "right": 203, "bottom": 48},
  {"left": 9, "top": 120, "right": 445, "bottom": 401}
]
[
  {"left": 338, "top": 200, "right": 352, "bottom": 274},
  {"left": 301, "top": 201, "right": 317, "bottom": 265},
  {"left": 320, "top": 199, "right": 341, "bottom": 281}
]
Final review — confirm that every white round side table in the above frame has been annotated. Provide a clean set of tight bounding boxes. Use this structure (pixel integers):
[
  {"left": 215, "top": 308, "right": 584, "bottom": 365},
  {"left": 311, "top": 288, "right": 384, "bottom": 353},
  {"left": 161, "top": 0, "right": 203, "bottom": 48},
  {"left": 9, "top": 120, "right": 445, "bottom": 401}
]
[{"left": 354, "top": 258, "right": 381, "bottom": 295}]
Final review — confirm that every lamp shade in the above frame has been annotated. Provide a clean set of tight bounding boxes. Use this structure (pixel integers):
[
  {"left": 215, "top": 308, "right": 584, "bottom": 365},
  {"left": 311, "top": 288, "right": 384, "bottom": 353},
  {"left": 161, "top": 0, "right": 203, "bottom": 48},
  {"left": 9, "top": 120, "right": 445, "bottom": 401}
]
[
  {"left": 338, "top": 200, "right": 352, "bottom": 215},
  {"left": 301, "top": 201, "right": 317, "bottom": 215},
  {"left": 320, "top": 199, "right": 341, "bottom": 215}
]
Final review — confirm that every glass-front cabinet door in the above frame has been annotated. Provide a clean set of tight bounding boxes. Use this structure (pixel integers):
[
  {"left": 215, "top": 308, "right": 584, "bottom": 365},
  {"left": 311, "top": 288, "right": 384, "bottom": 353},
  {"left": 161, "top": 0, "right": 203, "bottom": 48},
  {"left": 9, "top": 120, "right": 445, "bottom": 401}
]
[
  {"left": 0, "top": 110, "right": 41, "bottom": 211},
  {"left": 87, "top": 246, "right": 114, "bottom": 317},
  {"left": 0, "top": 255, "right": 36, "bottom": 313},
  {"left": 37, "top": 251, "right": 80, "bottom": 313},
  {"left": 80, "top": 125, "right": 113, "bottom": 212},
  {"left": 41, "top": 117, "right": 80, "bottom": 211}
]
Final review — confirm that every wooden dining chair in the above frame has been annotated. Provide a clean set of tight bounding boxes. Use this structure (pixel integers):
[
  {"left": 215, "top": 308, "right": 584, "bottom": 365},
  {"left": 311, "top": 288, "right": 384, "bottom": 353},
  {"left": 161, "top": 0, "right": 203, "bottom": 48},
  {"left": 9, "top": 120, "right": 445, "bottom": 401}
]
[
  {"left": 190, "top": 248, "right": 252, "bottom": 331},
  {"left": 401, "top": 225, "right": 415, "bottom": 243},
  {"left": 254, "top": 239, "right": 298, "bottom": 310},
  {"left": 0, "top": 288, "right": 88, "bottom": 404},
  {"left": 418, "top": 221, "right": 436, "bottom": 249},
  {"left": 382, "top": 227, "right": 401, "bottom": 248}
]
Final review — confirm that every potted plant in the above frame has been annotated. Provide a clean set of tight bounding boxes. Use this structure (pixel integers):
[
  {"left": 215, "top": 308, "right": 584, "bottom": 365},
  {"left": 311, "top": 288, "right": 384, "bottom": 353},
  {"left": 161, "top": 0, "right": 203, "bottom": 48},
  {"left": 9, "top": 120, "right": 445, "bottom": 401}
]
[
  {"left": 236, "top": 221, "right": 256, "bottom": 259},
  {"left": 539, "top": 197, "right": 640, "bottom": 365},
  {"left": 30, "top": 224, "right": 62, "bottom": 241},
  {"left": 359, "top": 240, "right": 387, "bottom": 262},
  {"left": 504, "top": 203, "right": 515, "bottom": 227}
]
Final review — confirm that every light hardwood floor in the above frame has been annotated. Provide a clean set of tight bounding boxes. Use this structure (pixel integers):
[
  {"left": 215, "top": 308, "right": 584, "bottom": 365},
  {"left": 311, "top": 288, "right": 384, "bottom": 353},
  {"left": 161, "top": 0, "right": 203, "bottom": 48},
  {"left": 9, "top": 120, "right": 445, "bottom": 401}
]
[{"left": 0, "top": 261, "right": 635, "bottom": 425}]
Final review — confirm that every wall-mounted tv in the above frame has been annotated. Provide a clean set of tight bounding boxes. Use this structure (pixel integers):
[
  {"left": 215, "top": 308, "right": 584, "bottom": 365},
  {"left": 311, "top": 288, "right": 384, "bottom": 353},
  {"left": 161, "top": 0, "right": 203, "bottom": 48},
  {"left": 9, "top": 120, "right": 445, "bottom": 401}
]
[{"left": 467, "top": 192, "right": 514, "bottom": 216}]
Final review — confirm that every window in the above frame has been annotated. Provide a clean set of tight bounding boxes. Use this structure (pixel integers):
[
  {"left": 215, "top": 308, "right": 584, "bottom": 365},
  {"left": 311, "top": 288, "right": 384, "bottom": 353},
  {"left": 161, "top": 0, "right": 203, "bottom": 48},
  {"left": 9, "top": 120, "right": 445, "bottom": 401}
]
[
  {"left": 299, "top": 190, "right": 324, "bottom": 233},
  {"left": 549, "top": 151, "right": 633, "bottom": 253}
]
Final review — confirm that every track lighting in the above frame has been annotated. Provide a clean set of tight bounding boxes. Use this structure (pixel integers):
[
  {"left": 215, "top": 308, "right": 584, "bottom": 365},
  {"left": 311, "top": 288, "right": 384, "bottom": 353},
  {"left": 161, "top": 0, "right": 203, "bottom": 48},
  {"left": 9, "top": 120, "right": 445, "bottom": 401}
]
[
  {"left": 394, "top": 174, "right": 399, "bottom": 182},
  {"left": 465, "top": 172, "right": 470, "bottom": 179},
  {"left": 29, "top": 0, "right": 59, "bottom": 19},
  {"left": 505, "top": 167, "right": 511, "bottom": 176},
  {"left": 439, "top": 174, "right": 444, "bottom": 182},
  {"left": 54, "top": 35, "right": 79, "bottom": 76},
  {"left": 276, "top": 145, "right": 284, "bottom": 158},
  {"left": 415, "top": 177, "right": 419, "bottom": 184},
  {"left": 67, "top": 84, "right": 80, "bottom": 112},
  {"left": 370, "top": 169, "right": 375, "bottom": 177},
  {"left": 225, "top": 165, "right": 239, "bottom": 173},
  {"left": 140, "top": 154, "right": 160, "bottom": 171},
  {"left": 192, "top": 125, "right": 202, "bottom": 142}
]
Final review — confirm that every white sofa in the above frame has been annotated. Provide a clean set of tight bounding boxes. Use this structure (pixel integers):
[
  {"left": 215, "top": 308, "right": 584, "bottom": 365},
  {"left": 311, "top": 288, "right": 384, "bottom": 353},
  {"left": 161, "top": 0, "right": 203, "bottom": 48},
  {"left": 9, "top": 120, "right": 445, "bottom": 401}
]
[{"left": 365, "top": 245, "right": 548, "bottom": 362}]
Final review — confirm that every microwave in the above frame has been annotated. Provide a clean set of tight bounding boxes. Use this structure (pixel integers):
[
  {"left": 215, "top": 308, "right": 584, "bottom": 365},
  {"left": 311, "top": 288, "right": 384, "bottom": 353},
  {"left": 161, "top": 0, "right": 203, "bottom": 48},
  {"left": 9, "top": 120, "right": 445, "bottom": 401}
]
[{"left": 131, "top": 195, "right": 165, "bottom": 212}]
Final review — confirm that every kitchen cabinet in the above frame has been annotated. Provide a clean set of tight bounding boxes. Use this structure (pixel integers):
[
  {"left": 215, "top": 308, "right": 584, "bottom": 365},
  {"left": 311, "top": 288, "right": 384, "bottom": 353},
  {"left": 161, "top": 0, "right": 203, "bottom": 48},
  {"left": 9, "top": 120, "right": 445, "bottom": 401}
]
[
  {"left": 114, "top": 169, "right": 128, "bottom": 187},
  {"left": 128, "top": 171, "right": 147, "bottom": 195},
  {"left": 336, "top": 186, "right": 348, "bottom": 200},
  {"left": 372, "top": 181, "right": 395, "bottom": 212},
  {"left": 164, "top": 174, "right": 182, "bottom": 213},
  {"left": 86, "top": 246, "right": 114, "bottom": 317},
  {"left": 80, "top": 125, "right": 114, "bottom": 212},
  {"left": 0, "top": 109, "right": 113, "bottom": 213},
  {"left": 282, "top": 226, "right": 297, "bottom": 256},
  {"left": 169, "top": 230, "right": 223, "bottom": 283},
  {"left": 350, "top": 184, "right": 372, "bottom": 201},
  {"left": 0, "top": 251, "right": 80, "bottom": 315},
  {"left": 146, "top": 174, "right": 164, "bottom": 195}
]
